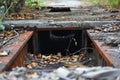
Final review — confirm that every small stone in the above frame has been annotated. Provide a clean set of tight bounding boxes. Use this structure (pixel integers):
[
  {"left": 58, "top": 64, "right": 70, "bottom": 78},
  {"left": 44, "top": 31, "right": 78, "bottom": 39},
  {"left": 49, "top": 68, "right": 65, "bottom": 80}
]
[
  {"left": 55, "top": 67, "right": 70, "bottom": 78},
  {"left": 26, "top": 73, "right": 39, "bottom": 78},
  {"left": 27, "top": 64, "right": 32, "bottom": 69},
  {"left": 57, "top": 52, "right": 62, "bottom": 58},
  {"left": 0, "top": 33, "right": 5, "bottom": 38},
  {"left": 31, "top": 62, "right": 38, "bottom": 67},
  {"left": 0, "top": 50, "right": 10, "bottom": 56},
  {"left": 36, "top": 54, "right": 42, "bottom": 59},
  {"left": 0, "top": 72, "right": 4, "bottom": 77}
]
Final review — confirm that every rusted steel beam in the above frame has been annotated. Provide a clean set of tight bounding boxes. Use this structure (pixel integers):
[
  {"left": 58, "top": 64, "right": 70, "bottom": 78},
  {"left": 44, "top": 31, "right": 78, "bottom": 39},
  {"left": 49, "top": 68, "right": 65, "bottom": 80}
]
[
  {"left": 32, "top": 31, "right": 39, "bottom": 55},
  {"left": 87, "top": 30, "right": 120, "bottom": 67},
  {"left": 6, "top": 45, "right": 27, "bottom": 71},
  {"left": 0, "top": 31, "right": 33, "bottom": 72}
]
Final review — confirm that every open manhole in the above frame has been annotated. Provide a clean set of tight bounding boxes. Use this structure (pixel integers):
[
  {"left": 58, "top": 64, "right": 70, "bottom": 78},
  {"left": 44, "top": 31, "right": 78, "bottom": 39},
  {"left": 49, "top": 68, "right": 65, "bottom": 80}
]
[
  {"left": 24, "top": 30, "right": 98, "bottom": 70},
  {"left": 50, "top": 7, "right": 71, "bottom": 12},
  {"left": 41, "top": 7, "right": 71, "bottom": 12}
]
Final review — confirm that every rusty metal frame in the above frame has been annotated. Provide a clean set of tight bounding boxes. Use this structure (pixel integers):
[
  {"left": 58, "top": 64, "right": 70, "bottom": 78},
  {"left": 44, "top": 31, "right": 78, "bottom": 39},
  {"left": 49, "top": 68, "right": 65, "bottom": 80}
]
[
  {"left": 0, "top": 31, "right": 33, "bottom": 72},
  {"left": 86, "top": 30, "right": 119, "bottom": 67}
]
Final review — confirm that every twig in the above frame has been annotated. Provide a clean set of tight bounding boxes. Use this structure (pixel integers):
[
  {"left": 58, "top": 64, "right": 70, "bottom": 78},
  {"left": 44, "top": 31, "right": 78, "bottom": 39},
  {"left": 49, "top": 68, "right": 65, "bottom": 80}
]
[
  {"left": 2, "top": 2, "right": 13, "bottom": 20},
  {"left": 0, "top": 30, "right": 19, "bottom": 48}
]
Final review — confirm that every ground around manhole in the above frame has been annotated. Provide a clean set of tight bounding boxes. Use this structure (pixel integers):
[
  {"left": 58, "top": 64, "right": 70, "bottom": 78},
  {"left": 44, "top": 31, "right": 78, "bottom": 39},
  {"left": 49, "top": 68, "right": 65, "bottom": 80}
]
[
  {"left": 6, "top": 6, "right": 120, "bottom": 21},
  {"left": 0, "top": 0, "right": 120, "bottom": 79},
  {"left": 0, "top": 29, "right": 25, "bottom": 56},
  {"left": 88, "top": 23, "right": 120, "bottom": 67}
]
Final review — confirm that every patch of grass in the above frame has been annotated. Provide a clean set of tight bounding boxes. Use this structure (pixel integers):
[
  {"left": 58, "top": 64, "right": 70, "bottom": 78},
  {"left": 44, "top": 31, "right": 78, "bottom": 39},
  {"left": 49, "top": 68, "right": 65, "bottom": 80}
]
[
  {"left": 86, "top": 0, "right": 120, "bottom": 8},
  {"left": 110, "top": 0, "right": 120, "bottom": 8},
  {"left": 25, "top": 0, "right": 46, "bottom": 9}
]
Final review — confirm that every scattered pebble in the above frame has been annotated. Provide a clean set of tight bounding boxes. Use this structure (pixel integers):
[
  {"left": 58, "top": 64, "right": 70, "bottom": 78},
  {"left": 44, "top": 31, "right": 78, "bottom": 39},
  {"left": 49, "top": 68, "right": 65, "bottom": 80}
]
[
  {"left": 0, "top": 67, "right": 120, "bottom": 80},
  {"left": 0, "top": 50, "right": 10, "bottom": 56}
]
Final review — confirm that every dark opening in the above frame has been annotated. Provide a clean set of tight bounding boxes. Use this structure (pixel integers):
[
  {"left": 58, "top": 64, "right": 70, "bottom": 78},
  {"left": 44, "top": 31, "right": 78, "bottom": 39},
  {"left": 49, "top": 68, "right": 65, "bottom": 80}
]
[
  {"left": 50, "top": 7, "right": 71, "bottom": 12},
  {"left": 38, "top": 30, "right": 83, "bottom": 56},
  {"left": 26, "top": 30, "right": 98, "bottom": 68}
]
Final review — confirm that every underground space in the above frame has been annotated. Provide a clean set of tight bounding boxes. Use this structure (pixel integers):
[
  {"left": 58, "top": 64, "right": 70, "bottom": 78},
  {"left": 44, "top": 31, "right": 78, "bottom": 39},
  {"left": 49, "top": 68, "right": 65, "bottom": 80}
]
[{"left": 25, "top": 30, "right": 98, "bottom": 70}]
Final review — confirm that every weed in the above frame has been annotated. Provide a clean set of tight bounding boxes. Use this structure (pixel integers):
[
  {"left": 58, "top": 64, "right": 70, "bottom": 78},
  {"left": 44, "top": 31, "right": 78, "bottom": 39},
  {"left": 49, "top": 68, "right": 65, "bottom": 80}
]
[{"left": 86, "top": 0, "right": 120, "bottom": 8}]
